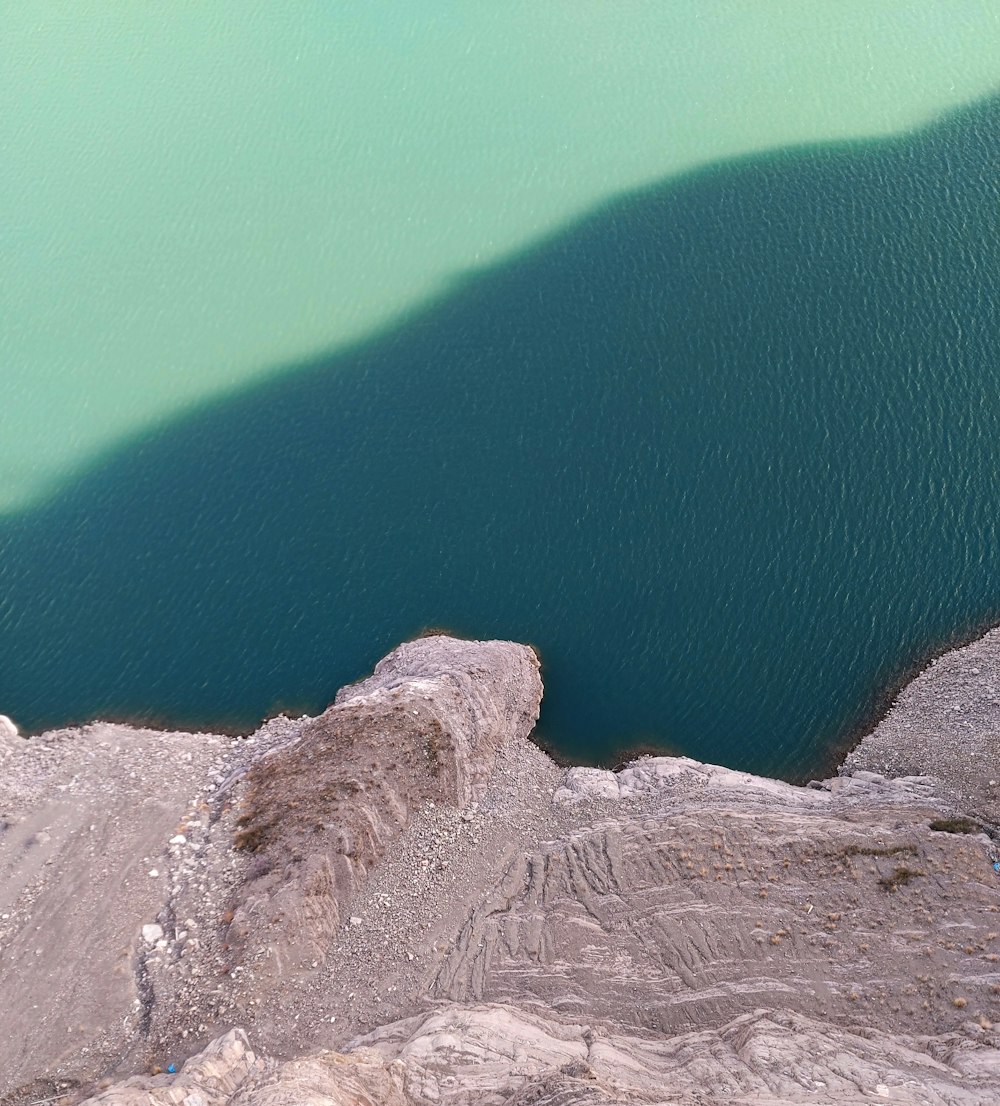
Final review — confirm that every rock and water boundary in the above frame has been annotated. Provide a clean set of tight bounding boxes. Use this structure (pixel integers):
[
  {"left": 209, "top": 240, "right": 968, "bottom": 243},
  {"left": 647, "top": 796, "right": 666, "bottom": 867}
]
[{"left": 1, "top": 632, "right": 998, "bottom": 1105}]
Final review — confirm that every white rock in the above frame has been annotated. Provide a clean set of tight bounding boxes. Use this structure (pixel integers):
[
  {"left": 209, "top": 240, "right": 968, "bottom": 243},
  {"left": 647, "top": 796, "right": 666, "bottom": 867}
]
[
  {"left": 142, "top": 924, "right": 164, "bottom": 944},
  {"left": 170, "top": 834, "right": 187, "bottom": 845},
  {"left": 555, "top": 767, "right": 621, "bottom": 804}
]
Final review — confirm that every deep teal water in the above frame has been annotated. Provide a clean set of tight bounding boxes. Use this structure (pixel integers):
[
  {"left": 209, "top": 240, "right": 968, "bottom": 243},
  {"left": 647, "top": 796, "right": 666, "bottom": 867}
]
[{"left": 1, "top": 97, "right": 999, "bottom": 779}]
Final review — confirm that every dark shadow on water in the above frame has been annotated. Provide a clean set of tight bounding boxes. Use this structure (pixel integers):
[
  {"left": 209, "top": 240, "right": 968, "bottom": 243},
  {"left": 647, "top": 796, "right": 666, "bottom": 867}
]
[{"left": 1, "top": 94, "right": 999, "bottom": 779}]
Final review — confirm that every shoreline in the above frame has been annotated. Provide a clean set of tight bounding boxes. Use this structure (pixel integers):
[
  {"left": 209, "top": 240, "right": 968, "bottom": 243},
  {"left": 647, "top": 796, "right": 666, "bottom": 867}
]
[
  {"left": 807, "top": 610, "right": 1000, "bottom": 787},
  {"left": 9, "top": 613, "right": 1000, "bottom": 795},
  {"left": 10, "top": 614, "right": 1000, "bottom": 791},
  {"left": 4, "top": 633, "right": 1000, "bottom": 1105},
  {"left": 842, "top": 623, "right": 1000, "bottom": 832}
]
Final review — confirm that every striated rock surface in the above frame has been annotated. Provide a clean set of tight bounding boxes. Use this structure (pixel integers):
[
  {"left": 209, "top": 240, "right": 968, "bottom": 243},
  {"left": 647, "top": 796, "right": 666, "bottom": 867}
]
[
  {"left": 75, "top": 1006, "right": 1000, "bottom": 1106},
  {"left": 222, "top": 635, "right": 542, "bottom": 980},
  {"left": 1, "top": 632, "right": 999, "bottom": 1106}
]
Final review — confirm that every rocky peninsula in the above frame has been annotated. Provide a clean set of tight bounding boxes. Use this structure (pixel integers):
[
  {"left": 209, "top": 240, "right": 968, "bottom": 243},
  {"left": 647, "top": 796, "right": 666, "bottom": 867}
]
[{"left": 1, "top": 634, "right": 998, "bottom": 1105}]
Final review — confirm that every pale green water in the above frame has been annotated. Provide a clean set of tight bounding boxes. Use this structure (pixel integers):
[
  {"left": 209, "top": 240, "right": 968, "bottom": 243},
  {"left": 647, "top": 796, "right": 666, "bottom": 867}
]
[{"left": 3, "top": 2, "right": 1000, "bottom": 512}]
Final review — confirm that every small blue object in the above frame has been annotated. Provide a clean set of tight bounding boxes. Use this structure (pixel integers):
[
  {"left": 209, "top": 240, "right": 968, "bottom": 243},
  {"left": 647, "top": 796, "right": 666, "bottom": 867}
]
[{"left": 167, "top": 1064, "right": 176, "bottom": 1074}]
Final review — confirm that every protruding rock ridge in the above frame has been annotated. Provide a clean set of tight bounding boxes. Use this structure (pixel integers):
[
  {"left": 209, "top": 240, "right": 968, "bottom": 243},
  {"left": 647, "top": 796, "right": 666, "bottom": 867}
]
[
  {"left": 79, "top": 1005, "right": 1000, "bottom": 1106},
  {"left": 334, "top": 634, "right": 544, "bottom": 805},
  {"left": 3, "top": 631, "right": 1000, "bottom": 1106},
  {"left": 0, "top": 636, "right": 541, "bottom": 1102},
  {"left": 222, "top": 636, "right": 541, "bottom": 977},
  {"left": 83, "top": 1030, "right": 257, "bottom": 1106}
]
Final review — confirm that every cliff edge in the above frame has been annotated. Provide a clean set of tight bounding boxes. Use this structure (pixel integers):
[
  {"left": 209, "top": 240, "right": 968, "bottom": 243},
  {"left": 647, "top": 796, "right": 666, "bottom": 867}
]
[{"left": 1, "top": 634, "right": 998, "bottom": 1106}]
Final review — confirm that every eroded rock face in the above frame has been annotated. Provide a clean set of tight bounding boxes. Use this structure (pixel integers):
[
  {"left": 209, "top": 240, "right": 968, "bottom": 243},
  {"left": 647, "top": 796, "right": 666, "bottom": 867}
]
[
  {"left": 3, "top": 632, "right": 1000, "bottom": 1106},
  {"left": 84, "top": 1030, "right": 258, "bottom": 1106},
  {"left": 223, "top": 636, "right": 542, "bottom": 976},
  {"left": 0, "top": 636, "right": 543, "bottom": 1100},
  {"left": 432, "top": 774, "right": 1000, "bottom": 1034},
  {"left": 83, "top": 1004, "right": 1000, "bottom": 1106}
]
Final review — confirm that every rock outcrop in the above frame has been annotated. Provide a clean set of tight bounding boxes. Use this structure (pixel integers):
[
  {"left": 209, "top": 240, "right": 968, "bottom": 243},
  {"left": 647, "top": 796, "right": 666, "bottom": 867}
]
[
  {"left": 74, "top": 1007, "right": 1000, "bottom": 1106},
  {"left": 1, "top": 633, "right": 999, "bottom": 1106},
  {"left": 223, "top": 635, "right": 542, "bottom": 979}
]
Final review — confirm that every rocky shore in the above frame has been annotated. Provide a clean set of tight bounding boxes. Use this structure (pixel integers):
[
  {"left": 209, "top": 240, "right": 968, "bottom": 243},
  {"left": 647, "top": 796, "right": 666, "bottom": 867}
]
[
  {"left": 844, "top": 626, "right": 1000, "bottom": 831},
  {"left": 1, "top": 634, "right": 998, "bottom": 1105}
]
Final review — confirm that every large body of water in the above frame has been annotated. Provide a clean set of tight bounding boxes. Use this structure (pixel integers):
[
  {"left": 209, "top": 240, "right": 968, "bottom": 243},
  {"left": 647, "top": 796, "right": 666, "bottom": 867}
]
[{"left": 3, "top": 6, "right": 1000, "bottom": 778}]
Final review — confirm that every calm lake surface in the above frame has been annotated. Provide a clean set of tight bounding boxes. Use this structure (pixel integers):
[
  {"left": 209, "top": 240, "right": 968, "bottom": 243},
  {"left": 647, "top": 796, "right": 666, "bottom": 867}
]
[{"left": 3, "top": 5, "right": 1000, "bottom": 778}]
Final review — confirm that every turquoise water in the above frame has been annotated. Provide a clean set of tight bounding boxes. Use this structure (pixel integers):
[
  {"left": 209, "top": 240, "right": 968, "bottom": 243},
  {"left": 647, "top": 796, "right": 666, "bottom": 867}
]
[
  {"left": 3, "top": 8, "right": 1000, "bottom": 778},
  {"left": 4, "top": 3, "right": 1000, "bottom": 511}
]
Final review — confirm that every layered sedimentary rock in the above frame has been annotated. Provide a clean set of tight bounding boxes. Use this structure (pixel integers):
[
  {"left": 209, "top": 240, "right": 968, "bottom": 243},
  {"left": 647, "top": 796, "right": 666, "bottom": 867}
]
[
  {"left": 223, "top": 635, "right": 542, "bottom": 978},
  {"left": 1, "top": 633, "right": 999, "bottom": 1106},
  {"left": 82, "top": 1008, "right": 1000, "bottom": 1106}
]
